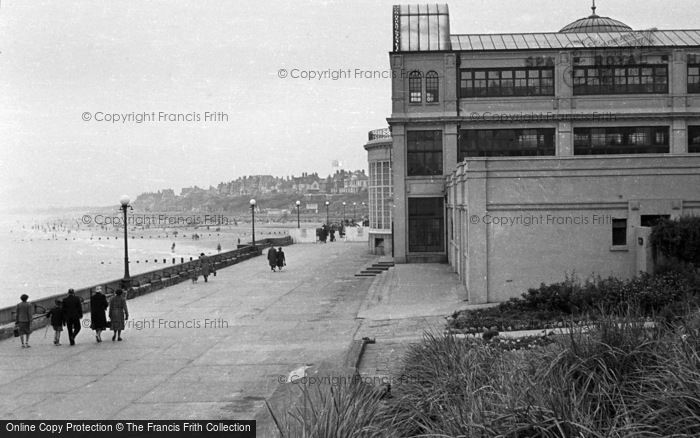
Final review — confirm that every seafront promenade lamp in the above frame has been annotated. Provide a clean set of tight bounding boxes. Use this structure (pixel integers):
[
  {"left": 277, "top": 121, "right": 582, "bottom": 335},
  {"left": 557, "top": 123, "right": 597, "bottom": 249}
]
[
  {"left": 249, "top": 199, "right": 256, "bottom": 247},
  {"left": 119, "top": 195, "right": 132, "bottom": 290},
  {"left": 295, "top": 200, "right": 301, "bottom": 229},
  {"left": 353, "top": 202, "right": 357, "bottom": 223},
  {"left": 342, "top": 201, "right": 346, "bottom": 224},
  {"left": 325, "top": 201, "right": 330, "bottom": 226}
]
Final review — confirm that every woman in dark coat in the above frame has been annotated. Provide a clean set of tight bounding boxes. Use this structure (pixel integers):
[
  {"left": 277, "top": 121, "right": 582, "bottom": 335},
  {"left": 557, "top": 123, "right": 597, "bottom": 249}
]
[
  {"left": 109, "top": 289, "right": 129, "bottom": 341},
  {"left": 199, "top": 253, "right": 211, "bottom": 282},
  {"left": 276, "top": 247, "right": 286, "bottom": 271},
  {"left": 267, "top": 247, "right": 277, "bottom": 272},
  {"left": 90, "top": 286, "right": 108, "bottom": 343}
]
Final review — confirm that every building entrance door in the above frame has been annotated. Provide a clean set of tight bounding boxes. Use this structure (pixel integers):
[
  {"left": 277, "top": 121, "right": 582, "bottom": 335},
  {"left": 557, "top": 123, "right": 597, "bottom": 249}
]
[{"left": 408, "top": 197, "right": 444, "bottom": 253}]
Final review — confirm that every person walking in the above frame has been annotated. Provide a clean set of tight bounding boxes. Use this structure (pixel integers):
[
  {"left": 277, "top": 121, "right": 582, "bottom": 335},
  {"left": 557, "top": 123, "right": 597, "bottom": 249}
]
[
  {"left": 276, "top": 247, "right": 286, "bottom": 271},
  {"left": 267, "top": 247, "right": 278, "bottom": 272},
  {"left": 109, "top": 289, "right": 129, "bottom": 341},
  {"left": 90, "top": 286, "right": 108, "bottom": 343},
  {"left": 199, "top": 253, "right": 211, "bottom": 282},
  {"left": 45, "top": 299, "right": 65, "bottom": 346},
  {"left": 62, "top": 288, "right": 83, "bottom": 346},
  {"left": 15, "top": 294, "right": 33, "bottom": 348}
]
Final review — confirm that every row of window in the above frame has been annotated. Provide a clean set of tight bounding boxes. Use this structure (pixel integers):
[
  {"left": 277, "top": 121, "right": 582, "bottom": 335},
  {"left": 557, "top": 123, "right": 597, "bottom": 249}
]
[
  {"left": 573, "top": 65, "right": 668, "bottom": 95},
  {"left": 460, "top": 68, "right": 554, "bottom": 97},
  {"left": 454, "top": 64, "right": 700, "bottom": 98},
  {"left": 574, "top": 127, "right": 669, "bottom": 155},
  {"left": 406, "top": 126, "right": 700, "bottom": 176},
  {"left": 409, "top": 71, "right": 439, "bottom": 103}
]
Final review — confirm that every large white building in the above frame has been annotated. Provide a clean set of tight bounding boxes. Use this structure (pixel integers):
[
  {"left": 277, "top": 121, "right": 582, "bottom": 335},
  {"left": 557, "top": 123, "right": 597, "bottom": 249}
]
[{"left": 368, "top": 3, "right": 700, "bottom": 302}]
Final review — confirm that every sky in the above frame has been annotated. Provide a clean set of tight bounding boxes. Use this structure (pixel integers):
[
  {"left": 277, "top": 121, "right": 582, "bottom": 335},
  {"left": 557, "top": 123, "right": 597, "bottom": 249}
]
[{"left": 1, "top": 0, "right": 697, "bottom": 210}]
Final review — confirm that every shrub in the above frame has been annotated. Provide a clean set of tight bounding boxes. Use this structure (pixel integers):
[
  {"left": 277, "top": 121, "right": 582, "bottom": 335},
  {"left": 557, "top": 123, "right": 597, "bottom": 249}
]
[{"left": 651, "top": 216, "right": 700, "bottom": 265}]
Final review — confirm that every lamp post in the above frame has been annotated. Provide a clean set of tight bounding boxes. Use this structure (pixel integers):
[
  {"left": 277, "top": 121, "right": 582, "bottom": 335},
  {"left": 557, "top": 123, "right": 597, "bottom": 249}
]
[
  {"left": 249, "top": 199, "right": 256, "bottom": 247},
  {"left": 325, "top": 201, "right": 330, "bottom": 226},
  {"left": 361, "top": 201, "right": 366, "bottom": 226},
  {"left": 342, "top": 201, "right": 346, "bottom": 224},
  {"left": 353, "top": 202, "right": 357, "bottom": 223},
  {"left": 295, "top": 200, "right": 301, "bottom": 228},
  {"left": 119, "top": 195, "right": 132, "bottom": 290}
]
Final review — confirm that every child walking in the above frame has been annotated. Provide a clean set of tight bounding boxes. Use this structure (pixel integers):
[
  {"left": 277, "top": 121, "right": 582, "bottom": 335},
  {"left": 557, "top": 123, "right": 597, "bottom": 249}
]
[{"left": 46, "top": 299, "right": 65, "bottom": 345}]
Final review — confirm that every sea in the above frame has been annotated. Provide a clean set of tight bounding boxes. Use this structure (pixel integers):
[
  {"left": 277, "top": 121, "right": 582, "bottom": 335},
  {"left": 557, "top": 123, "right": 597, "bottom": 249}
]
[{"left": 0, "top": 212, "right": 293, "bottom": 308}]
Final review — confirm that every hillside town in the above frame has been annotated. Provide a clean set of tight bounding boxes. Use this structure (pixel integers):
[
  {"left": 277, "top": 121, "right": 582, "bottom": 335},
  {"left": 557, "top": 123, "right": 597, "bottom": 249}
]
[{"left": 133, "top": 169, "right": 368, "bottom": 213}]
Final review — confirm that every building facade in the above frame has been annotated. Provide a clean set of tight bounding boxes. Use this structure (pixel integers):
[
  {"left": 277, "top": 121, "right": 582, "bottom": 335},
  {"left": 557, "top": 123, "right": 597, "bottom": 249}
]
[{"left": 384, "top": 4, "right": 700, "bottom": 302}]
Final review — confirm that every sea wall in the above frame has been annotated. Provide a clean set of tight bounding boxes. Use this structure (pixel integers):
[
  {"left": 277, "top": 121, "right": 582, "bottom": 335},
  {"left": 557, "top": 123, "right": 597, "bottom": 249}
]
[{"left": 0, "top": 236, "right": 292, "bottom": 340}]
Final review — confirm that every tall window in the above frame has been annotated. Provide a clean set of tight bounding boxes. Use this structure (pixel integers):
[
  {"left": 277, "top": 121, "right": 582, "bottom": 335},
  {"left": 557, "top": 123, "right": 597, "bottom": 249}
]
[
  {"left": 409, "top": 71, "right": 422, "bottom": 103},
  {"left": 612, "top": 219, "right": 627, "bottom": 246},
  {"left": 368, "top": 161, "right": 392, "bottom": 230},
  {"left": 407, "top": 130, "right": 442, "bottom": 176},
  {"left": 458, "top": 129, "right": 555, "bottom": 159},
  {"left": 408, "top": 197, "right": 444, "bottom": 253},
  {"left": 426, "top": 71, "right": 439, "bottom": 103},
  {"left": 573, "top": 65, "right": 668, "bottom": 95},
  {"left": 689, "top": 65, "right": 700, "bottom": 93},
  {"left": 460, "top": 67, "right": 554, "bottom": 97},
  {"left": 574, "top": 126, "right": 669, "bottom": 154},
  {"left": 690, "top": 126, "right": 700, "bottom": 153}
]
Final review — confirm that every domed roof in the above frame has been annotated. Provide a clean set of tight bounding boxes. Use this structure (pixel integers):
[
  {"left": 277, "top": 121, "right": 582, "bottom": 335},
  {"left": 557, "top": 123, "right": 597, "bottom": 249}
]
[{"left": 560, "top": 2, "right": 632, "bottom": 33}]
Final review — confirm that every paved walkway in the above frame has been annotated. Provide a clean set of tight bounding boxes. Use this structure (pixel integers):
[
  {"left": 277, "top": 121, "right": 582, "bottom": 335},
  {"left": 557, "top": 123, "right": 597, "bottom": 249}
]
[
  {"left": 0, "top": 242, "right": 377, "bottom": 421},
  {"left": 355, "top": 263, "right": 474, "bottom": 386}
]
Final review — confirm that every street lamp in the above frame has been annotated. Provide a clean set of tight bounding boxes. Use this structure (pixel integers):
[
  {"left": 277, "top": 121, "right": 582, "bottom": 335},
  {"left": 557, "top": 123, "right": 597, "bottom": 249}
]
[
  {"left": 295, "top": 200, "right": 301, "bottom": 228},
  {"left": 361, "top": 201, "right": 366, "bottom": 225},
  {"left": 119, "top": 195, "right": 132, "bottom": 290},
  {"left": 353, "top": 202, "right": 357, "bottom": 223},
  {"left": 325, "top": 201, "right": 330, "bottom": 226},
  {"left": 249, "top": 199, "right": 256, "bottom": 247},
  {"left": 342, "top": 201, "right": 346, "bottom": 224}
]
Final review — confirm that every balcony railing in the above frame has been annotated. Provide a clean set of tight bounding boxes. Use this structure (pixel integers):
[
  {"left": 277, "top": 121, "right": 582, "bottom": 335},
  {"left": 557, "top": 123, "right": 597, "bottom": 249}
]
[{"left": 368, "top": 128, "right": 392, "bottom": 141}]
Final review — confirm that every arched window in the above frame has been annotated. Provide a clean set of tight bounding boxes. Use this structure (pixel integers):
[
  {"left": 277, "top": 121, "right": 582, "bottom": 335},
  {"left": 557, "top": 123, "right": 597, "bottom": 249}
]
[
  {"left": 409, "top": 71, "right": 422, "bottom": 103},
  {"left": 426, "top": 71, "right": 439, "bottom": 102}
]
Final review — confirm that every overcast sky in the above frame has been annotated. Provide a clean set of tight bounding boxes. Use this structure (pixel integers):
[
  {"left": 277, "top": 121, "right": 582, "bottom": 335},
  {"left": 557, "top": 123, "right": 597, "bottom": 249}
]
[{"left": 1, "top": 0, "right": 697, "bottom": 210}]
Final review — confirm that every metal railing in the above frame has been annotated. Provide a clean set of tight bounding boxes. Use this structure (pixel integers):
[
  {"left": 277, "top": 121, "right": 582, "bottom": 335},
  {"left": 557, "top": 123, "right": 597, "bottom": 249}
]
[{"left": 368, "top": 128, "right": 392, "bottom": 141}]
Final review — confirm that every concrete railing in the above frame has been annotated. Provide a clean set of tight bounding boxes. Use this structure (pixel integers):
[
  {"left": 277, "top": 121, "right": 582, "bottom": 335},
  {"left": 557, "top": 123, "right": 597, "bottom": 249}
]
[{"left": 0, "top": 236, "right": 292, "bottom": 336}]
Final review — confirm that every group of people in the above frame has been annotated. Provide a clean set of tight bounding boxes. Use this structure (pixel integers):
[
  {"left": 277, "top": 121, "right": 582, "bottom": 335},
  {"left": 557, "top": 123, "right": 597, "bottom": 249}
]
[
  {"left": 15, "top": 286, "right": 129, "bottom": 348},
  {"left": 267, "top": 246, "right": 286, "bottom": 272}
]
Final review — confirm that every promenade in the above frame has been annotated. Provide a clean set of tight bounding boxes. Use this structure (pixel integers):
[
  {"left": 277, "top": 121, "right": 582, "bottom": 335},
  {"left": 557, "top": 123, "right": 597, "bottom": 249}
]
[{"left": 0, "top": 242, "right": 377, "bottom": 421}]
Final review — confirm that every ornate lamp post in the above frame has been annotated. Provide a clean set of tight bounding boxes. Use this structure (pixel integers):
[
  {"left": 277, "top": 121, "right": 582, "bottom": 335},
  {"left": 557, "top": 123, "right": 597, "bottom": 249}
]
[
  {"left": 119, "top": 195, "right": 132, "bottom": 290},
  {"left": 325, "top": 201, "right": 330, "bottom": 226},
  {"left": 249, "top": 199, "right": 256, "bottom": 247},
  {"left": 353, "top": 202, "right": 357, "bottom": 223},
  {"left": 342, "top": 201, "right": 346, "bottom": 224},
  {"left": 295, "top": 200, "right": 301, "bottom": 228}
]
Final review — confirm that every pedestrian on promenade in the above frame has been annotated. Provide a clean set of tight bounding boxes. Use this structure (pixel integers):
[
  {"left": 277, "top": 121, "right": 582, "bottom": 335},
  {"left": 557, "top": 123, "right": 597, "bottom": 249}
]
[
  {"left": 62, "top": 288, "right": 83, "bottom": 346},
  {"left": 15, "top": 294, "right": 33, "bottom": 348},
  {"left": 45, "top": 299, "right": 65, "bottom": 346},
  {"left": 276, "top": 247, "right": 286, "bottom": 271},
  {"left": 199, "top": 253, "right": 211, "bottom": 282},
  {"left": 90, "top": 286, "right": 108, "bottom": 343},
  {"left": 109, "top": 289, "right": 129, "bottom": 342},
  {"left": 267, "top": 246, "right": 278, "bottom": 272}
]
